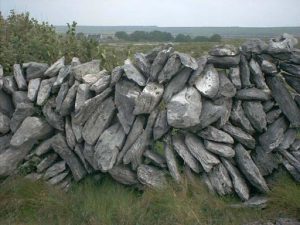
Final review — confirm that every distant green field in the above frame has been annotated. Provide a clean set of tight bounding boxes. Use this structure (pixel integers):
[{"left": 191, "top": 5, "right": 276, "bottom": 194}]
[{"left": 55, "top": 26, "right": 300, "bottom": 38}]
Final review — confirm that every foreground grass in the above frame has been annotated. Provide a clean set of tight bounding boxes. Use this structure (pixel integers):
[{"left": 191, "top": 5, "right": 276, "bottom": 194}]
[{"left": 0, "top": 171, "right": 299, "bottom": 225}]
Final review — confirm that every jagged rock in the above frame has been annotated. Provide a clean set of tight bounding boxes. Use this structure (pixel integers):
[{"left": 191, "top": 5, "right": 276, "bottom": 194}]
[
  {"left": 109, "top": 165, "right": 138, "bottom": 185},
  {"left": 240, "top": 55, "right": 252, "bottom": 88},
  {"left": 279, "top": 149, "right": 300, "bottom": 172},
  {"left": 94, "top": 123, "right": 126, "bottom": 171},
  {"left": 198, "top": 126, "right": 234, "bottom": 144},
  {"left": 235, "top": 144, "right": 269, "bottom": 193},
  {"left": 73, "top": 87, "right": 112, "bottom": 125},
  {"left": 221, "top": 158, "right": 250, "bottom": 201},
  {"left": 164, "top": 134, "right": 181, "bottom": 182},
  {"left": 44, "top": 57, "right": 65, "bottom": 77},
  {"left": 115, "top": 80, "right": 141, "bottom": 133},
  {"left": 167, "top": 87, "right": 201, "bottom": 128},
  {"left": 90, "top": 70, "right": 111, "bottom": 94},
  {"left": 261, "top": 60, "right": 277, "bottom": 75},
  {"left": 71, "top": 59, "right": 100, "bottom": 81},
  {"left": 0, "top": 111, "right": 10, "bottom": 134},
  {"left": 259, "top": 116, "right": 289, "bottom": 153},
  {"left": 52, "top": 66, "right": 70, "bottom": 91},
  {"left": 243, "top": 101, "right": 267, "bottom": 132},
  {"left": 27, "top": 78, "right": 41, "bottom": 101},
  {"left": 185, "top": 133, "right": 220, "bottom": 172},
  {"left": 263, "top": 100, "right": 275, "bottom": 112},
  {"left": 0, "top": 90, "right": 14, "bottom": 117},
  {"left": 10, "top": 117, "right": 53, "bottom": 148},
  {"left": 283, "top": 73, "right": 300, "bottom": 94},
  {"left": 83, "top": 143, "right": 97, "bottom": 170},
  {"left": 36, "top": 77, "right": 56, "bottom": 106},
  {"left": 241, "top": 39, "right": 268, "bottom": 54},
  {"left": 0, "top": 65, "right": 2, "bottom": 89},
  {"left": 36, "top": 153, "right": 58, "bottom": 173},
  {"left": 23, "top": 62, "right": 48, "bottom": 80},
  {"left": 75, "top": 83, "right": 91, "bottom": 112},
  {"left": 13, "top": 64, "right": 27, "bottom": 90},
  {"left": 82, "top": 72, "right": 102, "bottom": 85},
  {"left": 60, "top": 81, "right": 79, "bottom": 116},
  {"left": 252, "top": 146, "right": 279, "bottom": 176},
  {"left": 144, "top": 150, "right": 167, "bottom": 168},
  {"left": 55, "top": 82, "right": 69, "bottom": 112},
  {"left": 292, "top": 151, "right": 300, "bottom": 162},
  {"left": 110, "top": 66, "right": 123, "bottom": 87},
  {"left": 278, "top": 129, "right": 297, "bottom": 150},
  {"left": 222, "top": 123, "right": 256, "bottom": 149},
  {"left": 34, "top": 136, "right": 55, "bottom": 156},
  {"left": 134, "top": 82, "right": 164, "bottom": 114},
  {"left": 291, "top": 139, "right": 300, "bottom": 151},
  {"left": 51, "top": 133, "right": 86, "bottom": 181},
  {"left": 235, "top": 88, "right": 271, "bottom": 101},
  {"left": 172, "top": 134, "right": 201, "bottom": 173},
  {"left": 194, "top": 64, "right": 219, "bottom": 99},
  {"left": 208, "top": 163, "right": 233, "bottom": 195},
  {"left": 48, "top": 171, "right": 69, "bottom": 185},
  {"left": 123, "top": 110, "right": 158, "bottom": 170},
  {"left": 188, "top": 56, "right": 207, "bottom": 86},
  {"left": 150, "top": 47, "right": 174, "bottom": 81},
  {"left": 268, "top": 33, "right": 298, "bottom": 54},
  {"left": 65, "top": 117, "right": 76, "bottom": 149},
  {"left": 3, "top": 76, "right": 17, "bottom": 94},
  {"left": 12, "top": 91, "right": 31, "bottom": 107},
  {"left": 10, "top": 103, "right": 35, "bottom": 133},
  {"left": 231, "top": 196, "right": 268, "bottom": 209},
  {"left": 123, "top": 59, "right": 146, "bottom": 86},
  {"left": 153, "top": 110, "right": 170, "bottom": 140},
  {"left": 290, "top": 49, "right": 300, "bottom": 64},
  {"left": 207, "top": 55, "right": 240, "bottom": 68},
  {"left": 209, "top": 44, "right": 239, "bottom": 56},
  {"left": 217, "top": 71, "right": 236, "bottom": 98},
  {"left": 249, "top": 59, "right": 268, "bottom": 89},
  {"left": 137, "top": 164, "right": 166, "bottom": 188},
  {"left": 0, "top": 133, "right": 12, "bottom": 153},
  {"left": 266, "top": 108, "right": 282, "bottom": 124},
  {"left": 282, "top": 159, "right": 300, "bottom": 182},
  {"left": 230, "top": 100, "right": 255, "bottom": 134},
  {"left": 163, "top": 67, "right": 192, "bottom": 102},
  {"left": 71, "top": 57, "right": 81, "bottom": 66},
  {"left": 74, "top": 144, "right": 92, "bottom": 173},
  {"left": 229, "top": 67, "right": 242, "bottom": 89},
  {"left": 202, "top": 173, "right": 216, "bottom": 194},
  {"left": 267, "top": 76, "right": 300, "bottom": 127},
  {"left": 214, "top": 97, "right": 232, "bottom": 128},
  {"left": 44, "top": 161, "right": 66, "bottom": 180},
  {"left": 204, "top": 140, "right": 235, "bottom": 158},
  {"left": 158, "top": 53, "right": 182, "bottom": 83},
  {"left": 82, "top": 97, "right": 115, "bottom": 145},
  {"left": 43, "top": 98, "right": 64, "bottom": 131},
  {"left": 116, "top": 116, "right": 145, "bottom": 165},
  {"left": 177, "top": 52, "right": 198, "bottom": 70},
  {"left": 134, "top": 53, "right": 151, "bottom": 77}
]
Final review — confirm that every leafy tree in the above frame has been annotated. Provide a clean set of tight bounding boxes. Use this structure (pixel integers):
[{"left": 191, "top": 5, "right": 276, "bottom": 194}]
[
  {"left": 209, "top": 34, "right": 222, "bottom": 42},
  {"left": 115, "top": 31, "right": 129, "bottom": 41},
  {"left": 193, "top": 36, "right": 209, "bottom": 42},
  {"left": 175, "top": 34, "right": 192, "bottom": 42}
]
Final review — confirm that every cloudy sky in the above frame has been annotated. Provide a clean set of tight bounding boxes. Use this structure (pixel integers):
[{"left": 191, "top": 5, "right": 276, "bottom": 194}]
[{"left": 1, "top": 0, "right": 300, "bottom": 27}]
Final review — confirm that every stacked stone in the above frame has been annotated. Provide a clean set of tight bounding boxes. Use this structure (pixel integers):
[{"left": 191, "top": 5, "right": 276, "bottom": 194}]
[{"left": 0, "top": 34, "right": 300, "bottom": 201}]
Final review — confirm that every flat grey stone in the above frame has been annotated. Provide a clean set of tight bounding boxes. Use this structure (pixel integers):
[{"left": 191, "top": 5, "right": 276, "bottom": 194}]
[
  {"left": 94, "top": 123, "right": 126, "bottom": 171},
  {"left": 266, "top": 108, "right": 282, "bottom": 124},
  {"left": 44, "top": 57, "right": 65, "bottom": 77},
  {"left": 216, "top": 71, "right": 236, "bottom": 98},
  {"left": 261, "top": 60, "right": 277, "bottom": 75},
  {"left": 188, "top": 56, "right": 207, "bottom": 86},
  {"left": 82, "top": 72, "right": 102, "bottom": 85},
  {"left": 241, "top": 39, "right": 268, "bottom": 54},
  {"left": 283, "top": 73, "right": 300, "bottom": 94},
  {"left": 82, "top": 97, "right": 115, "bottom": 145},
  {"left": 27, "top": 78, "right": 41, "bottom": 101},
  {"left": 52, "top": 66, "right": 70, "bottom": 91},
  {"left": 43, "top": 97, "right": 65, "bottom": 131},
  {"left": 71, "top": 57, "right": 81, "bottom": 66},
  {"left": 110, "top": 66, "right": 123, "bottom": 87},
  {"left": 221, "top": 158, "right": 250, "bottom": 201},
  {"left": 263, "top": 100, "right": 275, "bottom": 112},
  {"left": 134, "top": 53, "right": 151, "bottom": 77},
  {"left": 194, "top": 64, "right": 219, "bottom": 99},
  {"left": 10, "top": 117, "right": 53, "bottom": 148},
  {"left": 279, "top": 149, "right": 300, "bottom": 173},
  {"left": 235, "top": 88, "right": 271, "bottom": 101},
  {"left": 65, "top": 117, "right": 76, "bottom": 149},
  {"left": 0, "top": 133, "right": 12, "bottom": 153},
  {"left": 90, "top": 70, "right": 111, "bottom": 94},
  {"left": 267, "top": 33, "right": 298, "bottom": 54},
  {"left": 207, "top": 55, "right": 240, "bottom": 68},
  {"left": 0, "top": 64, "right": 2, "bottom": 89},
  {"left": 71, "top": 60, "right": 100, "bottom": 81},
  {"left": 249, "top": 58, "right": 268, "bottom": 90},
  {"left": 123, "top": 59, "right": 146, "bottom": 86},
  {"left": 36, "top": 77, "right": 56, "bottom": 106},
  {"left": 209, "top": 44, "right": 239, "bottom": 56},
  {"left": 198, "top": 126, "right": 234, "bottom": 144},
  {"left": 10, "top": 103, "right": 35, "bottom": 133},
  {"left": 143, "top": 149, "right": 167, "bottom": 168},
  {"left": 55, "top": 82, "right": 69, "bottom": 112},
  {"left": 177, "top": 52, "right": 198, "bottom": 70},
  {"left": 278, "top": 128, "right": 297, "bottom": 150},
  {"left": 0, "top": 90, "right": 14, "bottom": 117},
  {"left": 0, "top": 111, "right": 10, "bottom": 134},
  {"left": 115, "top": 80, "right": 141, "bottom": 133},
  {"left": 13, "top": 64, "right": 27, "bottom": 90},
  {"left": 3, "top": 76, "right": 17, "bottom": 94},
  {"left": 240, "top": 55, "right": 252, "bottom": 88},
  {"left": 47, "top": 170, "right": 69, "bottom": 185},
  {"left": 36, "top": 153, "right": 58, "bottom": 173},
  {"left": 167, "top": 87, "right": 201, "bottom": 128},
  {"left": 74, "top": 144, "right": 93, "bottom": 173},
  {"left": 185, "top": 133, "right": 220, "bottom": 172},
  {"left": 204, "top": 140, "right": 235, "bottom": 158},
  {"left": 259, "top": 116, "right": 289, "bottom": 153},
  {"left": 222, "top": 123, "right": 256, "bottom": 149},
  {"left": 34, "top": 136, "right": 55, "bottom": 156},
  {"left": 12, "top": 91, "right": 31, "bottom": 107},
  {"left": 282, "top": 159, "right": 300, "bottom": 182},
  {"left": 134, "top": 82, "right": 164, "bottom": 114},
  {"left": 207, "top": 163, "right": 233, "bottom": 196},
  {"left": 235, "top": 144, "right": 269, "bottom": 193},
  {"left": 59, "top": 81, "right": 79, "bottom": 116},
  {"left": 153, "top": 110, "right": 170, "bottom": 140},
  {"left": 44, "top": 161, "right": 66, "bottom": 180},
  {"left": 109, "top": 165, "right": 138, "bottom": 185},
  {"left": 52, "top": 133, "right": 87, "bottom": 181},
  {"left": 137, "top": 164, "right": 166, "bottom": 189},
  {"left": 252, "top": 146, "right": 279, "bottom": 176},
  {"left": 150, "top": 47, "right": 173, "bottom": 81},
  {"left": 230, "top": 100, "right": 255, "bottom": 134},
  {"left": 75, "top": 83, "right": 92, "bottom": 112},
  {"left": 83, "top": 143, "right": 97, "bottom": 170},
  {"left": 229, "top": 67, "right": 242, "bottom": 89},
  {"left": 23, "top": 62, "right": 48, "bottom": 80},
  {"left": 157, "top": 53, "right": 182, "bottom": 84},
  {"left": 243, "top": 101, "right": 267, "bottom": 133}
]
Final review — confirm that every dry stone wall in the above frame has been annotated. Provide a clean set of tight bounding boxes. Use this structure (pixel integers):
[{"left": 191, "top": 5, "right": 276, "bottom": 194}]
[{"left": 0, "top": 33, "right": 300, "bottom": 201}]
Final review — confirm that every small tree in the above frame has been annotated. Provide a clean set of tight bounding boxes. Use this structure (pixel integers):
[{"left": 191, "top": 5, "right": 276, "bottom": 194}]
[{"left": 209, "top": 34, "right": 222, "bottom": 42}]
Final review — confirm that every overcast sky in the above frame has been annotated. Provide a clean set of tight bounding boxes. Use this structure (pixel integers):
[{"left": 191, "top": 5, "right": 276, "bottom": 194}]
[{"left": 1, "top": 0, "right": 300, "bottom": 27}]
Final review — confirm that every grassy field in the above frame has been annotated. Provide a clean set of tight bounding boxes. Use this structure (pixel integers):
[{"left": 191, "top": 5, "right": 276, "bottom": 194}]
[{"left": 0, "top": 169, "right": 299, "bottom": 225}]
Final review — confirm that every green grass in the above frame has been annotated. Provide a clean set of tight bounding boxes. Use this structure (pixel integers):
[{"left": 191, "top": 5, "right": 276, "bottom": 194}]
[{"left": 0, "top": 170, "right": 299, "bottom": 225}]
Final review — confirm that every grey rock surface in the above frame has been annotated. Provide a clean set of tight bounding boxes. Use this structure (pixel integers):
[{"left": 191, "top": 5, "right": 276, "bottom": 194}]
[
  {"left": 59, "top": 81, "right": 79, "bottom": 116},
  {"left": 150, "top": 47, "right": 173, "bottom": 81},
  {"left": 10, "top": 103, "right": 35, "bottom": 133},
  {"left": 243, "top": 101, "right": 267, "bottom": 133},
  {"left": 158, "top": 53, "right": 182, "bottom": 84},
  {"left": 123, "top": 59, "right": 146, "bottom": 86},
  {"left": 164, "top": 134, "right": 181, "bottom": 182},
  {"left": 36, "top": 77, "right": 56, "bottom": 106},
  {"left": 198, "top": 126, "right": 234, "bottom": 144},
  {"left": 13, "top": 64, "right": 27, "bottom": 90},
  {"left": 137, "top": 164, "right": 166, "bottom": 188},
  {"left": 0, "top": 111, "right": 10, "bottom": 134},
  {"left": 235, "top": 88, "right": 271, "bottom": 101},
  {"left": 204, "top": 140, "right": 235, "bottom": 158},
  {"left": 109, "top": 165, "right": 138, "bottom": 185},
  {"left": 27, "top": 78, "right": 41, "bottom": 101},
  {"left": 43, "top": 97, "right": 65, "bottom": 131},
  {"left": 71, "top": 59, "right": 100, "bottom": 81},
  {"left": 153, "top": 110, "right": 170, "bottom": 140},
  {"left": 24, "top": 62, "right": 48, "bottom": 80},
  {"left": 208, "top": 163, "right": 233, "bottom": 195},
  {"left": 44, "top": 57, "right": 65, "bottom": 77},
  {"left": 249, "top": 58, "right": 268, "bottom": 89},
  {"left": 188, "top": 56, "right": 207, "bottom": 86},
  {"left": 90, "top": 70, "right": 111, "bottom": 94}
]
